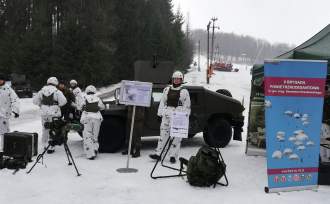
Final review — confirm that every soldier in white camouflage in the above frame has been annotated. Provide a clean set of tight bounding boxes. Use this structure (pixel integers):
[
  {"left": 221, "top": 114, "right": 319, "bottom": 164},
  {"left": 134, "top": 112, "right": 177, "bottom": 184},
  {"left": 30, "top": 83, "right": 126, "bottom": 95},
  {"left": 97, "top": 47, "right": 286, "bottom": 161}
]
[
  {"left": 33, "top": 77, "right": 67, "bottom": 153},
  {"left": 149, "top": 71, "right": 191, "bottom": 163},
  {"left": 69, "top": 79, "right": 83, "bottom": 108},
  {"left": 78, "top": 85, "right": 105, "bottom": 160},
  {"left": 0, "top": 73, "right": 20, "bottom": 152}
]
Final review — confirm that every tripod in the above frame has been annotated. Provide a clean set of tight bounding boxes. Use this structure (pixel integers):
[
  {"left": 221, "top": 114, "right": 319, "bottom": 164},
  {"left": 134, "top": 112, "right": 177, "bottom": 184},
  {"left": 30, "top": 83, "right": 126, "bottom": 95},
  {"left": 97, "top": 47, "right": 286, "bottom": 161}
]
[{"left": 27, "top": 141, "right": 81, "bottom": 176}]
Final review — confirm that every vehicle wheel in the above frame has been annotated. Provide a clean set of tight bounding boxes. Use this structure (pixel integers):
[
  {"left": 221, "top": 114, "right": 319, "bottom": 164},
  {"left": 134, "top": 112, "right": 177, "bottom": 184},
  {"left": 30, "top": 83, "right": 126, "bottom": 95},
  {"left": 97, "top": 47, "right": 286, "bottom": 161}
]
[
  {"left": 203, "top": 118, "right": 232, "bottom": 148},
  {"left": 27, "top": 91, "right": 33, "bottom": 98},
  {"left": 98, "top": 116, "right": 126, "bottom": 153},
  {"left": 216, "top": 89, "right": 232, "bottom": 97}
]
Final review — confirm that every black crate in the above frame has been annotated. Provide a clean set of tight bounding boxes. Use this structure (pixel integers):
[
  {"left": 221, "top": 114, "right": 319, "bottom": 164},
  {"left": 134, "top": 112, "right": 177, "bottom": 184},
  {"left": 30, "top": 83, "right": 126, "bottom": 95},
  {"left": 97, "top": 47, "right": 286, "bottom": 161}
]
[{"left": 3, "top": 132, "right": 38, "bottom": 161}]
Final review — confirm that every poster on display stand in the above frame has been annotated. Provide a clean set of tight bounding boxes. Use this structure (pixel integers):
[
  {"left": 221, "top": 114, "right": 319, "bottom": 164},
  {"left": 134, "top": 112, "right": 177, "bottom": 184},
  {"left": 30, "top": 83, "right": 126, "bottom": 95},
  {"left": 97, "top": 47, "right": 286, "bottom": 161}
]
[
  {"left": 264, "top": 59, "right": 327, "bottom": 193},
  {"left": 170, "top": 111, "right": 189, "bottom": 138},
  {"left": 117, "top": 80, "right": 153, "bottom": 173},
  {"left": 119, "top": 80, "right": 153, "bottom": 107}
]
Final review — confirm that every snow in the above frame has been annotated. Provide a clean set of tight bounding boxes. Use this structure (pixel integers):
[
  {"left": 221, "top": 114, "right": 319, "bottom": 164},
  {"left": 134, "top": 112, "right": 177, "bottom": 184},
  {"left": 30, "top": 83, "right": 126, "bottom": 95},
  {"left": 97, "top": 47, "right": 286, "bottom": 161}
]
[{"left": 1, "top": 56, "right": 330, "bottom": 204}]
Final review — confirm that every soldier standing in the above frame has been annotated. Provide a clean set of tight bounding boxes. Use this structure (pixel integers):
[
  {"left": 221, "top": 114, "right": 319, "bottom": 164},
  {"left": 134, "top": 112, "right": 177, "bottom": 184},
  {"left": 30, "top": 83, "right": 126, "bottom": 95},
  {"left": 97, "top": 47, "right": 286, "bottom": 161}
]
[
  {"left": 122, "top": 106, "right": 145, "bottom": 158},
  {"left": 70, "top": 80, "right": 82, "bottom": 106},
  {"left": 149, "top": 71, "right": 191, "bottom": 163},
  {"left": 58, "top": 82, "right": 76, "bottom": 121},
  {"left": 70, "top": 80, "right": 82, "bottom": 97},
  {"left": 70, "top": 79, "right": 83, "bottom": 121},
  {"left": 33, "top": 77, "right": 67, "bottom": 153},
  {"left": 0, "top": 73, "right": 20, "bottom": 152},
  {"left": 79, "top": 85, "right": 105, "bottom": 160}
]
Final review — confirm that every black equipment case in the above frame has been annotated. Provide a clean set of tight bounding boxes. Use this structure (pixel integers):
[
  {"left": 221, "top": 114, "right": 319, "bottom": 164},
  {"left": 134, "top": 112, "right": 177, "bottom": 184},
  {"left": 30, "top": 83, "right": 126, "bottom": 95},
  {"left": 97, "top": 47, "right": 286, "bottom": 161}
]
[{"left": 3, "top": 132, "right": 38, "bottom": 161}]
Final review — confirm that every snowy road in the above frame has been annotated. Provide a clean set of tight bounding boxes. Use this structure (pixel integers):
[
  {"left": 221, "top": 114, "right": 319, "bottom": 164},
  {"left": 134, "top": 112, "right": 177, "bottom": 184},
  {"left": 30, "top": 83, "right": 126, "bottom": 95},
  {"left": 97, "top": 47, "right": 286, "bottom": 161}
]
[{"left": 1, "top": 61, "right": 330, "bottom": 204}]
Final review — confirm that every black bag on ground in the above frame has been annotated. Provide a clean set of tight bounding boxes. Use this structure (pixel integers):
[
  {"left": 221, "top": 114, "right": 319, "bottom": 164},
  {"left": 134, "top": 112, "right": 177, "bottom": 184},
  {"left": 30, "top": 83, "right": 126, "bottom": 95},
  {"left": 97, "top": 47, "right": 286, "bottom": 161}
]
[{"left": 186, "top": 146, "right": 226, "bottom": 187}]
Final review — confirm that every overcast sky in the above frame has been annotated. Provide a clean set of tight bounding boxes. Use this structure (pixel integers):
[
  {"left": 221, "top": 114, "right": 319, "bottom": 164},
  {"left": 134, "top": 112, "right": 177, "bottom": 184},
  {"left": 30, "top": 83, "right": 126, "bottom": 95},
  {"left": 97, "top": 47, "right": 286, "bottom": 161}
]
[{"left": 172, "top": 0, "right": 330, "bottom": 45}]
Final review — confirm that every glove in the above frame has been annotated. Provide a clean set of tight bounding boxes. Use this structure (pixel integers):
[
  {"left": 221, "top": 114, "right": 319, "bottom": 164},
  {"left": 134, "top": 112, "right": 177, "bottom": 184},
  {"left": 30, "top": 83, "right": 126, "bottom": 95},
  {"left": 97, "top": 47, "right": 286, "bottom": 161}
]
[{"left": 13, "top": 112, "right": 19, "bottom": 118}]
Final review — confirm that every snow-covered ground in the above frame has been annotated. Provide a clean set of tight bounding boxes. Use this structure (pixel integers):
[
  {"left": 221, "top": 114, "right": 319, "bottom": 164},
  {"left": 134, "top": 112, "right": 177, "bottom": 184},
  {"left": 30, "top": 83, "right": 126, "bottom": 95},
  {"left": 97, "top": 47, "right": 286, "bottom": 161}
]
[{"left": 1, "top": 57, "right": 330, "bottom": 204}]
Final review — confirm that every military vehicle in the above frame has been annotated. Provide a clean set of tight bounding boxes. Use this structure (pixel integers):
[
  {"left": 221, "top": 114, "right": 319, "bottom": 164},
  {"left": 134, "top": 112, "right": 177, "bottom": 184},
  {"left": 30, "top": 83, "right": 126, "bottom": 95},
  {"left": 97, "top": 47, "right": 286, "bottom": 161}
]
[
  {"left": 98, "top": 61, "right": 245, "bottom": 153},
  {"left": 10, "top": 73, "right": 33, "bottom": 98}
]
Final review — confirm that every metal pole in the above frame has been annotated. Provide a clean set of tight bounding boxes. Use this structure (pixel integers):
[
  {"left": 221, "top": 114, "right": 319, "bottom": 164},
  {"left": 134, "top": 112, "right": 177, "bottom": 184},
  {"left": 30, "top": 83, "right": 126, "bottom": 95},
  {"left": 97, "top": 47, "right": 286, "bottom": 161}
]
[
  {"left": 210, "top": 17, "right": 218, "bottom": 65},
  {"left": 126, "top": 105, "right": 135, "bottom": 168},
  {"left": 206, "top": 21, "right": 211, "bottom": 84},
  {"left": 210, "top": 21, "right": 215, "bottom": 65},
  {"left": 117, "top": 105, "right": 138, "bottom": 173},
  {"left": 198, "top": 40, "right": 201, "bottom": 72}
]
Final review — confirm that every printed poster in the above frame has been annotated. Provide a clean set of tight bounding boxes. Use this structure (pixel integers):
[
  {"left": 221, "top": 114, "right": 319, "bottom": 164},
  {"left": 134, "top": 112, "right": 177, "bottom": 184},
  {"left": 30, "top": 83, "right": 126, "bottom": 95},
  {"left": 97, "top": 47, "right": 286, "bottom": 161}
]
[
  {"left": 119, "top": 80, "right": 153, "bottom": 107},
  {"left": 170, "top": 111, "right": 189, "bottom": 138},
  {"left": 264, "top": 59, "right": 327, "bottom": 193}
]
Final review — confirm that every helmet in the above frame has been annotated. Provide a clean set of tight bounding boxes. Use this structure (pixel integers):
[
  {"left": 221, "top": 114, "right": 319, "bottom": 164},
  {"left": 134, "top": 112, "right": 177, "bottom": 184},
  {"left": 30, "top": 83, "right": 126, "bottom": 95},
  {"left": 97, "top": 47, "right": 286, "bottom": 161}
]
[
  {"left": 172, "top": 71, "right": 184, "bottom": 80},
  {"left": 70, "top": 79, "right": 78, "bottom": 86},
  {"left": 85, "top": 85, "right": 97, "bottom": 94},
  {"left": 47, "top": 77, "right": 59, "bottom": 86}
]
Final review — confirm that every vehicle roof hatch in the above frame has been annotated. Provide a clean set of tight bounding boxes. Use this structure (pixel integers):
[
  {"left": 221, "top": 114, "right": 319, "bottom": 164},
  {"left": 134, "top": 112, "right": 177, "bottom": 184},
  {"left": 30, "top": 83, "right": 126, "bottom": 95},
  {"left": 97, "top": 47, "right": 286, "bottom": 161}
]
[{"left": 134, "top": 60, "right": 174, "bottom": 84}]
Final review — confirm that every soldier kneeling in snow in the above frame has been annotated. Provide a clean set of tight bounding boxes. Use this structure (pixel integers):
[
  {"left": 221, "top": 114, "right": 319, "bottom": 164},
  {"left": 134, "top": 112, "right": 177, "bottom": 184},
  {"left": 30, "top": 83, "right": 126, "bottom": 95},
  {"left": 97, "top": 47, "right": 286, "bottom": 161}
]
[{"left": 79, "top": 85, "right": 105, "bottom": 160}]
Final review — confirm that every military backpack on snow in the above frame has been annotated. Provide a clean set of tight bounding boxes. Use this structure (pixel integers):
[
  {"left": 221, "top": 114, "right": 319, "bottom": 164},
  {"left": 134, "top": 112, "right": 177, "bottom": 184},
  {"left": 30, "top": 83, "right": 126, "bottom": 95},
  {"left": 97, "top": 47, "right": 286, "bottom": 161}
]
[{"left": 186, "top": 146, "right": 226, "bottom": 187}]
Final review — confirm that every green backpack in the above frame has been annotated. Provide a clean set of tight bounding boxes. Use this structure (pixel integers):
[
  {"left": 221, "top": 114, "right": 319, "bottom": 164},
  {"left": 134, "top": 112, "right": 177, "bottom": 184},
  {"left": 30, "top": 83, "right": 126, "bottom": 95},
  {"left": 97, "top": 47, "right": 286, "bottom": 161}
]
[{"left": 187, "top": 146, "right": 226, "bottom": 187}]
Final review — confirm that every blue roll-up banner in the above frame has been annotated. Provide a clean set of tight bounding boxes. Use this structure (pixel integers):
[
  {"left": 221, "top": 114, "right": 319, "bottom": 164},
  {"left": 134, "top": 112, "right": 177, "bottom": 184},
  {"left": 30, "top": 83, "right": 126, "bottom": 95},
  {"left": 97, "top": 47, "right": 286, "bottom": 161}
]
[{"left": 264, "top": 59, "right": 327, "bottom": 193}]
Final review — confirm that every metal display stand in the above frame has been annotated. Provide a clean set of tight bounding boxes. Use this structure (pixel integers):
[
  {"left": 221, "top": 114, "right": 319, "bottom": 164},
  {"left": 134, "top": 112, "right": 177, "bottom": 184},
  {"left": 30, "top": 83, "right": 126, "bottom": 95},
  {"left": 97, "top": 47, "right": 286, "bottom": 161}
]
[
  {"left": 150, "top": 136, "right": 186, "bottom": 179},
  {"left": 117, "top": 105, "right": 138, "bottom": 173},
  {"left": 116, "top": 80, "right": 153, "bottom": 173}
]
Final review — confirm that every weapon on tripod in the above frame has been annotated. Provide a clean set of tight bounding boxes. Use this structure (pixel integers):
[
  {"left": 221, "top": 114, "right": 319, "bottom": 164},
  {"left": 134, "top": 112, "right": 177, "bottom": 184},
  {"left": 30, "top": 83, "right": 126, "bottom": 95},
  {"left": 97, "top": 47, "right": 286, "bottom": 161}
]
[{"left": 27, "top": 117, "right": 83, "bottom": 176}]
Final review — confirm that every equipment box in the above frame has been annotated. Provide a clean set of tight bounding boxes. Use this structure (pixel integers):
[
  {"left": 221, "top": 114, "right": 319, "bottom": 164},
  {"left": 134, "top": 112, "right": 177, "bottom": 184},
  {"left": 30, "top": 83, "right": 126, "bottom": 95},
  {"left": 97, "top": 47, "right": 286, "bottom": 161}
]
[{"left": 3, "top": 132, "right": 38, "bottom": 161}]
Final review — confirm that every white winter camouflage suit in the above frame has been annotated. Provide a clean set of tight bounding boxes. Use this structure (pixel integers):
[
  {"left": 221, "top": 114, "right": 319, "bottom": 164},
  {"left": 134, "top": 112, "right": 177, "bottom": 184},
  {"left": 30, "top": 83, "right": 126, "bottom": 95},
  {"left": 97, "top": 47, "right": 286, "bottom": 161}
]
[
  {"left": 71, "top": 86, "right": 83, "bottom": 109},
  {"left": 155, "top": 85, "right": 191, "bottom": 159},
  {"left": 79, "top": 93, "right": 105, "bottom": 158},
  {"left": 33, "top": 85, "right": 67, "bottom": 148},
  {"left": 0, "top": 84, "right": 20, "bottom": 152}
]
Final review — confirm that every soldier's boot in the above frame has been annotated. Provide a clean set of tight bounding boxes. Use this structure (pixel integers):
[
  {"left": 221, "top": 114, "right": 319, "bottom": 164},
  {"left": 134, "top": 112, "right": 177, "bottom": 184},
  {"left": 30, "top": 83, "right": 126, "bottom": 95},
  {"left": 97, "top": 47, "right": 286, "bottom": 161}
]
[
  {"left": 132, "top": 147, "right": 140, "bottom": 158},
  {"left": 122, "top": 148, "right": 140, "bottom": 158},
  {"left": 170, "top": 157, "right": 176, "bottom": 164},
  {"left": 47, "top": 146, "right": 55, "bottom": 154},
  {"left": 149, "top": 154, "right": 161, "bottom": 160},
  {"left": 88, "top": 156, "right": 96, "bottom": 160},
  {"left": 121, "top": 149, "right": 128, "bottom": 155}
]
